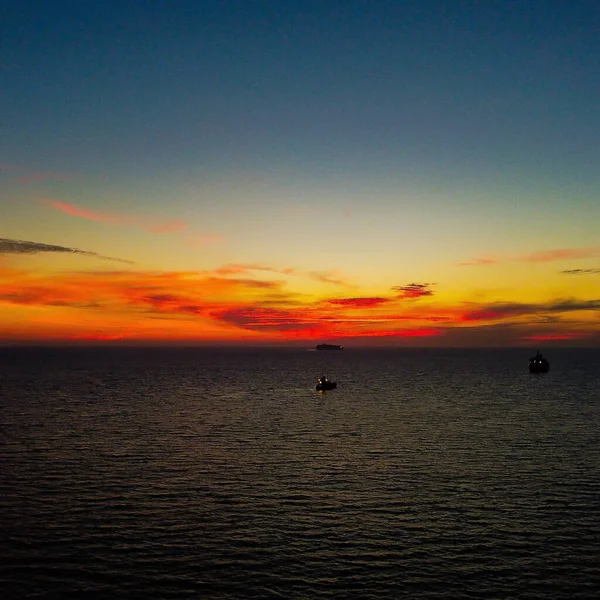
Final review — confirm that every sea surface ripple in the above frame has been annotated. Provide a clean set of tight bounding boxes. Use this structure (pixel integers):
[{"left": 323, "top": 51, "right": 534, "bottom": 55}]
[{"left": 1, "top": 347, "right": 599, "bottom": 599}]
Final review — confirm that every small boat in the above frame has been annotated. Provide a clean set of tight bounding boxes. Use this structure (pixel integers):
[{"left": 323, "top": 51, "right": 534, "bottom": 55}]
[
  {"left": 529, "top": 351, "right": 550, "bottom": 373},
  {"left": 316, "top": 376, "right": 337, "bottom": 391},
  {"left": 316, "top": 343, "right": 343, "bottom": 351}
]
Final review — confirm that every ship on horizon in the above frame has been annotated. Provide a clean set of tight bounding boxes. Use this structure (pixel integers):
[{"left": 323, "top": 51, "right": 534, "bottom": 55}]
[{"left": 315, "top": 343, "right": 343, "bottom": 351}]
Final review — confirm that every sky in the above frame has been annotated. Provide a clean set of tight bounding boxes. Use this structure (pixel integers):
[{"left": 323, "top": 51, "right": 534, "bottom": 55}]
[{"left": 1, "top": 0, "right": 599, "bottom": 346}]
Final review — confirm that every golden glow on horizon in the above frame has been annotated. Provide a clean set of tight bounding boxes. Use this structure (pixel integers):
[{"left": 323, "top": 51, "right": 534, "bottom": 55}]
[{"left": 0, "top": 250, "right": 598, "bottom": 345}]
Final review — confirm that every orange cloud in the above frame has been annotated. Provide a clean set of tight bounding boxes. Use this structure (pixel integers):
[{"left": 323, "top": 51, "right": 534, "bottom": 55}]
[{"left": 1, "top": 260, "right": 598, "bottom": 345}]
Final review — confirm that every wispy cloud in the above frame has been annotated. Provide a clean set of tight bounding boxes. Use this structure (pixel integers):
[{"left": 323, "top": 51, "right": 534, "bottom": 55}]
[
  {"left": 44, "top": 199, "right": 188, "bottom": 234},
  {"left": 328, "top": 297, "right": 390, "bottom": 308},
  {"left": 560, "top": 268, "right": 600, "bottom": 275},
  {"left": 461, "top": 299, "right": 600, "bottom": 321},
  {"left": 392, "top": 283, "right": 435, "bottom": 299},
  {"left": 205, "top": 276, "right": 281, "bottom": 290},
  {"left": 341, "top": 327, "right": 444, "bottom": 338},
  {"left": 519, "top": 247, "right": 600, "bottom": 262},
  {"left": 308, "top": 270, "right": 353, "bottom": 287},
  {"left": 213, "top": 264, "right": 354, "bottom": 288},
  {"left": 214, "top": 263, "right": 296, "bottom": 277},
  {"left": 0, "top": 238, "right": 134, "bottom": 264},
  {"left": 44, "top": 200, "right": 127, "bottom": 224},
  {"left": 135, "top": 293, "right": 209, "bottom": 317},
  {"left": 0, "top": 268, "right": 290, "bottom": 315},
  {"left": 522, "top": 333, "right": 586, "bottom": 341},
  {"left": 460, "top": 247, "right": 600, "bottom": 267},
  {"left": 212, "top": 307, "right": 317, "bottom": 331},
  {"left": 461, "top": 303, "right": 532, "bottom": 321},
  {"left": 457, "top": 258, "right": 498, "bottom": 266},
  {"left": 68, "top": 332, "right": 130, "bottom": 341}
]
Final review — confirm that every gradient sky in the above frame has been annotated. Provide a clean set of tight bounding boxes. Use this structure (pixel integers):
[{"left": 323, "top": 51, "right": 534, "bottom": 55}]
[{"left": 1, "top": 0, "right": 599, "bottom": 346}]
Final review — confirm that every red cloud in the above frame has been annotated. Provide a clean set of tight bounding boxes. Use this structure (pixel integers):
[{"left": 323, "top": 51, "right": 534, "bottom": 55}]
[
  {"left": 462, "top": 310, "right": 510, "bottom": 321},
  {"left": 328, "top": 297, "right": 389, "bottom": 308},
  {"left": 212, "top": 306, "right": 315, "bottom": 331},
  {"left": 69, "top": 332, "right": 128, "bottom": 341},
  {"left": 339, "top": 328, "right": 444, "bottom": 338}
]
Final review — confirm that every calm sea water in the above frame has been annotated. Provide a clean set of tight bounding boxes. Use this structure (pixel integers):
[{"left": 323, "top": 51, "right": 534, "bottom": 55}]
[{"left": 1, "top": 347, "right": 599, "bottom": 599}]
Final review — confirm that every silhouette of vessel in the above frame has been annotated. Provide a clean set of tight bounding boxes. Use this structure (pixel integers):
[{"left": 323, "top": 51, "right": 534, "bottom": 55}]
[
  {"left": 529, "top": 351, "right": 550, "bottom": 373},
  {"left": 316, "top": 343, "right": 343, "bottom": 351},
  {"left": 316, "top": 376, "right": 337, "bottom": 391}
]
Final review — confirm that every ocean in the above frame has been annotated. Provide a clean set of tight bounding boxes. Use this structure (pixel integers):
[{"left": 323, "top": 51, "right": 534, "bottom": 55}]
[{"left": 1, "top": 346, "right": 599, "bottom": 599}]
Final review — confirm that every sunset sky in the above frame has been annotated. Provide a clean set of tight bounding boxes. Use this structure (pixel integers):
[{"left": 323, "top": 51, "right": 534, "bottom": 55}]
[{"left": 1, "top": 0, "right": 599, "bottom": 346}]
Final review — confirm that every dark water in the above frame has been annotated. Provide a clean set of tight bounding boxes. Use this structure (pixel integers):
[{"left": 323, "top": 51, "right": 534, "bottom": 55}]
[{"left": 1, "top": 347, "right": 599, "bottom": 599}]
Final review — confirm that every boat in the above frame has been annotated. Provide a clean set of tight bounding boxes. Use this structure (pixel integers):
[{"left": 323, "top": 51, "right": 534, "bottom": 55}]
[
  {"left": 316, "top": 343, "right": 343, "bottom": 351},
  {"left": 316, "top": 376, "right": 337, "bottom": 391},
  {"left": 529, "top": 351, "right": 549, "bottom": 373}
]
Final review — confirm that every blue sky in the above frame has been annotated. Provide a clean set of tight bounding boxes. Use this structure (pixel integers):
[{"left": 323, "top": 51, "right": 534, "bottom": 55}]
[{"left": 4, "top": 0, "right": 599, "bottom": 181}]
